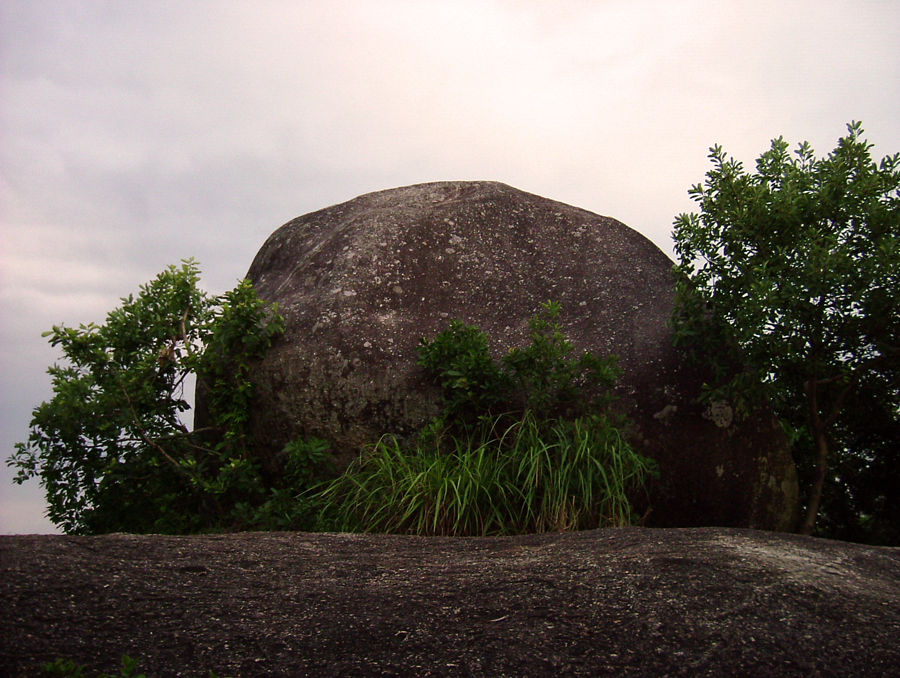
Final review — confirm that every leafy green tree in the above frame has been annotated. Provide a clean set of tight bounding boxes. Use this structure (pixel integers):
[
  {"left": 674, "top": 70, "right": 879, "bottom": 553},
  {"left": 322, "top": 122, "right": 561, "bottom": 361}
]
[
  {"left": 8, "top": 260, "right": 286, "bottom": 534},
  {"left": 672, "top": 122, "right": 899, "bottom": 539}
]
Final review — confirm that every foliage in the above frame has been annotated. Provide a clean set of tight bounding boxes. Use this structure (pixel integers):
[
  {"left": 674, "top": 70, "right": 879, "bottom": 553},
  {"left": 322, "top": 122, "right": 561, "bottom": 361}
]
[
  {"left": 231, "top": 436, "right": 335, "bottom": 531},
  {"left": 319, "top": 411, "right": 654, "bottom": 536},
  {"left": 319, "top": 303, "right": 656, "bottom": 536},
  {"left": 416, "top": 318, "right": 511, "bottom": 423},
  {"left": 417, "top": 300, "right": 621, "bottom": 427},
  {"left": 672, "top": 121, "right": 900, "bottom": 541},
  {"left": 11, "top": 268, "right": 657, "bottom": 538},
  {"left": 8, "top": 260, "right": 288, "bottom": 534}
]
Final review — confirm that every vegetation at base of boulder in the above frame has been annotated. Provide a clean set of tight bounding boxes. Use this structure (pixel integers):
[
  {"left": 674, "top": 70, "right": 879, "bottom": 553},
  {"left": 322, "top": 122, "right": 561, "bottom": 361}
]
[
  {"left": 9, "top": 260, "right": 651, "bottom": 537},
  {"left": 318, "top": 302, "right": 657, "bottom": 536},
  {"left": 319, "top": 411, "right": 651, "bottom": 535},
  {"left": 672, "top": 121, "right": 899, "bottom": 543},
  {"left": 10, "top": 260, "right": 652, "bottom": 537},
  {"left": 8, "top": 260, "right": 290, "bottom": 535},
  {"left": 230, "top": 436, "right": 335, "bottom": 531}
]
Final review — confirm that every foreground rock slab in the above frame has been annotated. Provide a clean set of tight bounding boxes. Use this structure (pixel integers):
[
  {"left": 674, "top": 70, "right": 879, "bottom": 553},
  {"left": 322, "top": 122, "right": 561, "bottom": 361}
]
[{"left": 2, "top": 528, "right": 897, "bottom": 677}]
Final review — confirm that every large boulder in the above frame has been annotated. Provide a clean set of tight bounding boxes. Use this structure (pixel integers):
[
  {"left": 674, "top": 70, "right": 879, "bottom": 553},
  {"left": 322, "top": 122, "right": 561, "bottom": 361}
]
[{"left": 208, "top": 181, "right": 799, "bottom": 530}]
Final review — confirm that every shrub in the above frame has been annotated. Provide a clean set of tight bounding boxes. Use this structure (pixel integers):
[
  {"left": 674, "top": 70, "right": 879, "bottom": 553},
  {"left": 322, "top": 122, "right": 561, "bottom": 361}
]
[
  {"left": 320, "top": 411, "right": 653, "bottom": 536},
  {"left": 8, "top": 260, "right": 287, "bottom": 534},
  {"left": 418, "top": 300, "right": 621, "bottom": 426},
  {"left": 231, "top": 436, "right": 335, "bottom": 531},
  {"left": 317, "top": 302, "right": 656, "bottom": 535}
]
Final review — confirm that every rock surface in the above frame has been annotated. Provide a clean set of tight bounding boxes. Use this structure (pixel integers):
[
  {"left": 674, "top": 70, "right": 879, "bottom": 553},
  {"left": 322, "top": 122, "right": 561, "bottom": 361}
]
[
  {"left": 204, "top": 181, "right": 798, "bottom": 530},
  {"left": 2, "top": 528, "right": 898, "bottom": 677}
]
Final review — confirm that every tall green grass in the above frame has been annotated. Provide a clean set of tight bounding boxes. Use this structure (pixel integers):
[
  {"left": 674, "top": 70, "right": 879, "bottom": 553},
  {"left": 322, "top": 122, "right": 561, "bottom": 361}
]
[{"left": 316, "top": 411, "right": 656, "bottom": 536}]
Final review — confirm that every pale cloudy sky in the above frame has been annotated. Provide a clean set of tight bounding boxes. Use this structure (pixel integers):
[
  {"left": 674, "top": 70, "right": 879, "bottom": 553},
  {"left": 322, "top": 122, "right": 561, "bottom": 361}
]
[{"left": 1, "top": 1, "right": 898, "bottom": 533}]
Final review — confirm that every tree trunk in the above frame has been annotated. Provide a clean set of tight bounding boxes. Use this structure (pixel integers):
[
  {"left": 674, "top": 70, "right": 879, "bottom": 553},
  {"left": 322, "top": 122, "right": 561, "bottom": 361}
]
[{"left": 800, "top": 378, "right": 829, "bottom": 536}]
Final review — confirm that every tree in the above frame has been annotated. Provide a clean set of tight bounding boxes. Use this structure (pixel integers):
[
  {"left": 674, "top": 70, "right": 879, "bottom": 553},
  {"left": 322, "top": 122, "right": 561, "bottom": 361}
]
[
  {"left": 672, "top": 122, "right": 899, "bottom": 539},
  {"left": 8, "top": 260, "right": 286, "bottom": 534}
]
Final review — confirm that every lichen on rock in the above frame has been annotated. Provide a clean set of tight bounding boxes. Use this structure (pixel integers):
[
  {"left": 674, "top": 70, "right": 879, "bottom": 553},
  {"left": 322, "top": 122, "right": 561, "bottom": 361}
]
[{"left": 703, "top": 400, "right": 734, "bottom": 428}]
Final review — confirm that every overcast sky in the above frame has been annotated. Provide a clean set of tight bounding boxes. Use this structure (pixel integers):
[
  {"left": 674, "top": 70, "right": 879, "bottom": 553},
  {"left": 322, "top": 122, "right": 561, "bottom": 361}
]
[{"left": 1, "top": 1, "right": 898, "bottom": 534}]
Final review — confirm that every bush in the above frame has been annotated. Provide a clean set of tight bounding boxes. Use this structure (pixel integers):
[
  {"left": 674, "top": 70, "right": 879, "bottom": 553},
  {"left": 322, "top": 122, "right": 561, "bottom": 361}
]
[
  {"left": 418, "top": 300, "right": 620, "bottom": 426},
  {"left": 317, "top": 302, "right": 656, "bottom": 535},
  {"left": 8, "top": 260, "right": 287, "bottom": 534},
  {"left": 319, "top": 411, "right": 653, "bottom": 535},
  {"left": 231, "top": 436, "right": 335, "bottom": 531},
  {"left": 12, "top": 267, "right": 654, "bottom": 538}
]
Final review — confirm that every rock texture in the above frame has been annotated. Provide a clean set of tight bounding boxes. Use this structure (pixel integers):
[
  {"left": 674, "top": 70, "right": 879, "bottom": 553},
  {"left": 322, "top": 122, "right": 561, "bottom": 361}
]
[
  {"left": 2, "top": 529, "right": 898, "bottom": 677},
  {"left": 204, "top": 181, "right": 798, "bottom": 530}
]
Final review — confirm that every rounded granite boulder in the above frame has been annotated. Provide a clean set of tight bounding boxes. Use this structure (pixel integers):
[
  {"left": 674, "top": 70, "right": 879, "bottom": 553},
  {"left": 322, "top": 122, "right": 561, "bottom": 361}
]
[{"left": 201, "top": 181, "right": 799, "bottom": 530}]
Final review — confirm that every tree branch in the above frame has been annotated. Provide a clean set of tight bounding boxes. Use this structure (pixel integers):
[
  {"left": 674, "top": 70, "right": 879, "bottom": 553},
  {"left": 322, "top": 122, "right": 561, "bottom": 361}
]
[{"left": 118, "top": 382, "right": 195, "bottom": 482}]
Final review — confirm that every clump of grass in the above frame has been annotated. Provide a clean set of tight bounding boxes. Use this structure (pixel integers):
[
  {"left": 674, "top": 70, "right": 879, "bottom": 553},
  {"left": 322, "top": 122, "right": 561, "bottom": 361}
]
[
  {"left": 317, "top": 410, "right": 656, "bottom": 536},
  {"left": 303, "top": 301, "right": 657, "bottom": 536}
]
